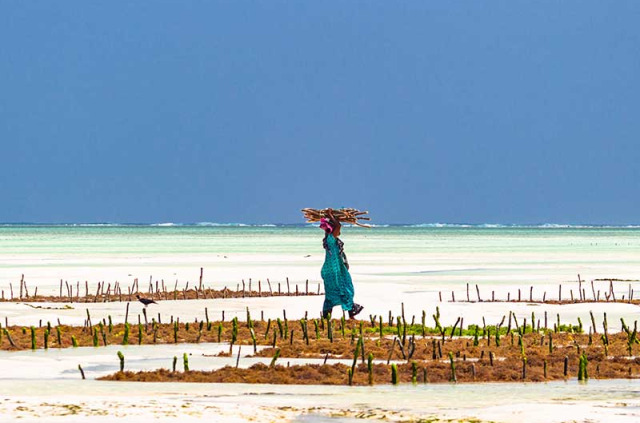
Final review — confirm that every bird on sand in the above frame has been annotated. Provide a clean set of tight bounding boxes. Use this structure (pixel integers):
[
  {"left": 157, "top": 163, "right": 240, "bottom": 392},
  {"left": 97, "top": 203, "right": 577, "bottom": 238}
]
[{"left": 136, "top": 294, "right": 157, "bottom": 307}]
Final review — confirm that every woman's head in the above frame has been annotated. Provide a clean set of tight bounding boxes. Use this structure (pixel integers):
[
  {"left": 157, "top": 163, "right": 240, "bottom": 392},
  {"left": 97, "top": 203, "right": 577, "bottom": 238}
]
[
  {"left": 320, "top": 217, "right": 341, "bottom": 237},
  {"left": 319, "top": 218, "right": 333, "bottom": 234}
]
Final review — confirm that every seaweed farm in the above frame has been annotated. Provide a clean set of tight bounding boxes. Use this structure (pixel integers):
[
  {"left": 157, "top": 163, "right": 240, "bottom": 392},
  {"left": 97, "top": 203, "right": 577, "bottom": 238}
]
[{"left": 3, "top": 301, "right": 639, "bottom": 385}]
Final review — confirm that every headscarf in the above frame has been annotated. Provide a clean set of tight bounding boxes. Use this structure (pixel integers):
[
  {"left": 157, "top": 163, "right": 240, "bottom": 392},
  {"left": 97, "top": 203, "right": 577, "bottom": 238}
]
[{"left": 319, "top": 218, "right": 333, "bottom": 233}]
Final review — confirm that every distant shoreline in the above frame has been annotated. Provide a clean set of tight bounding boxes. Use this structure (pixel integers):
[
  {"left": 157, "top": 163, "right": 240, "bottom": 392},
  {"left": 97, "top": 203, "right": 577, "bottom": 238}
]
[{"left": 2, "top": 223, "right": 640, "bottom": 229}]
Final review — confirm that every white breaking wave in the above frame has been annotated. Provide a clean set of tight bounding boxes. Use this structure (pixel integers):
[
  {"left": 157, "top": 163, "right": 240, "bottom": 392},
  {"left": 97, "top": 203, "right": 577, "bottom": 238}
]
[
  {"left": 1, "top": 222, "right": 639, "bottom": 229},
  {"left": 400, "top": 223, "right": 640, "bottom": 229},
  {"left": 405, "top": 223, "right": 474, "bottom": 228}
]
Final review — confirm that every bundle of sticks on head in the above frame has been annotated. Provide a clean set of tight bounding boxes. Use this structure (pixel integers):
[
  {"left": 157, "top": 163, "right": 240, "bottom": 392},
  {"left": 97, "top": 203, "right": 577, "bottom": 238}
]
[{"left": 301, "top": 208, "right": 371, "bottom": 228}]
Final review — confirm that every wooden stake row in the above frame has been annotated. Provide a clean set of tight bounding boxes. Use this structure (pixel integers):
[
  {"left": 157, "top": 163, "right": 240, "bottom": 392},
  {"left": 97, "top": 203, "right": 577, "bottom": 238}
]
[
  {"left": 0, "top": 270, "right": 322, "bottom": 303},
  {"left": 440, "top": 277, "right": 640, "bottom": 306}
]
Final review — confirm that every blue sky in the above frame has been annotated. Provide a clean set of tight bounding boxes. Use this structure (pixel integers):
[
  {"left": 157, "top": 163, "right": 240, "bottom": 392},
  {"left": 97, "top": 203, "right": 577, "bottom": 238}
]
[{"left": 1, "top": 2, "right": 639, "bottom": 224}]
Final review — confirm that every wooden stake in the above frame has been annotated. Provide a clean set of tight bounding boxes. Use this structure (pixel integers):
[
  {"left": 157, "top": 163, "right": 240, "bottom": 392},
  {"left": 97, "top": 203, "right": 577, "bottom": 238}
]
[
  {"left": 235, "top": 345, "right": 242, "bottom": 368},
  {"left": 559, "top": 284, "right": 562, "bottom": 301},
  {"left": 578, "top": 274, "right": 583, "bottom": 301}
]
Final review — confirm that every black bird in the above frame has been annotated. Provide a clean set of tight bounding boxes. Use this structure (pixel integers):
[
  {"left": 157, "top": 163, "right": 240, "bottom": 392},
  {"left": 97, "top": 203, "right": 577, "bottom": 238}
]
[{"left": 136, "top": 294, "right": 157, "bottom": 307}]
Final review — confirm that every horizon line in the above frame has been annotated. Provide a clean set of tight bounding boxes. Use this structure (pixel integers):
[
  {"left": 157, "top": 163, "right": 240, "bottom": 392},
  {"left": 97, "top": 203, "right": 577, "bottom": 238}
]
[{"left": 1, "top": 222, "right": 640, "bottom": 228}]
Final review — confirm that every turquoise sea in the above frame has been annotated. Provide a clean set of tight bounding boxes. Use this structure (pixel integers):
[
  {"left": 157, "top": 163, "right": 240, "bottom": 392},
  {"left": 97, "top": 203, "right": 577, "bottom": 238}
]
[
  {"left": 1, "top": 225, "right": 638, "bottom": 296},
  {"left": 1, "top": 223, "right": 639, "bottom": 254}
]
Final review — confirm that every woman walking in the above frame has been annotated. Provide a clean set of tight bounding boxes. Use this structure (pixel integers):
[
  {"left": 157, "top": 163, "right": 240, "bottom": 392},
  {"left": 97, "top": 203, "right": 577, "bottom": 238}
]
[{"left": 319, "top": 209, "right": 363, "bottom": 319}]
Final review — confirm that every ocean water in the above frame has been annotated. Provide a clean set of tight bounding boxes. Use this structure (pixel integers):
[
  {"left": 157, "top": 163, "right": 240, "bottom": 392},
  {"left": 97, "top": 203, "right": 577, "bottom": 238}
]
[
  {"left": 1, "top": 225, "right": 639, "bottom": 293},
  {"left": 2, "top": 223, "right": 639, "bottom": 254}
]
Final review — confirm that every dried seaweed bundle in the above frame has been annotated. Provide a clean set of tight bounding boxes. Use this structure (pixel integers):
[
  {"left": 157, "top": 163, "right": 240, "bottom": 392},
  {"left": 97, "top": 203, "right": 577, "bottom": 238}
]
[{"left": 301, "top": 208, "right": 371, "bottom": 227}]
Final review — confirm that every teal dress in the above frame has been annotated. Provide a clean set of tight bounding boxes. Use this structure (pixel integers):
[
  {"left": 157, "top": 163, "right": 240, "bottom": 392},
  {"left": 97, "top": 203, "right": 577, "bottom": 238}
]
[{"left": 321, "top": 233, "right": 354, "bottom": 314}]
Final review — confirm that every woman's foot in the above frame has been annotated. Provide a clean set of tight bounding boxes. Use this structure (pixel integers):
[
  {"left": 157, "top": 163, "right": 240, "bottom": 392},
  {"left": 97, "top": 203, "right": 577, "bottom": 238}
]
[{"left": 348, "top": 303, "right": 363, "bottom": 319}]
